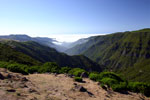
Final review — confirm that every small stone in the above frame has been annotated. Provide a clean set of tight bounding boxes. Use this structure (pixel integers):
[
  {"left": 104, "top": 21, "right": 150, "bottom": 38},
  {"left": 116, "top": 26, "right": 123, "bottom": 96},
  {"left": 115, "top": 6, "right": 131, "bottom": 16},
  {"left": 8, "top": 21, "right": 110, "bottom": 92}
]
[
  {"left": 21, "top": 77, "right": 28, "bottom": 81},
  {"left": 0, "top": 73, "right": 4, "bottom": 80},
  {"left": 28, "top": 88, "right": 37, "bottom": 93},
  {"left": 6, "top": 88, "right": 16, "bottom": 92}
]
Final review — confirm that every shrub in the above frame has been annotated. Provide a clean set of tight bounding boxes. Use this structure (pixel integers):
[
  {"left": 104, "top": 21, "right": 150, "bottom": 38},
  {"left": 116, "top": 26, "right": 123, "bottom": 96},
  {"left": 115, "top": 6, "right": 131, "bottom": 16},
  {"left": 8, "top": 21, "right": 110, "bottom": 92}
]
[
  {"left": 99, "top": 72, "right": 124, "bottom": 82},
  {"left": 89, "top": 73, "right": 101, "bottom": 81},
  {"left": 89, "top": 71, "right": 150, "bottom": 97},
  {"left": 69, "top": 68, "right": 87, "bottom": 77},
  {"left": 111, "top": 82, "right": 128, "bottom": 92},
  {"left": 26, "top": 66, "right": 40, "bottom": 74},
  {"left": 127, "top": 82, "right": 150, "bottom": 97},
  {"left": 89, "top": 72, "right": 123, "bottom": 82},
  {"left": 39, "top": 62, "right": 60, "bottom": 73},
  {"left": 100, "top": 77, "right": 120, "bottom": 87},
  {"left": 7, "top": 63, "right": 28, "bottom": 75},
  {"left": 74, "top": 77, "right": 83, "bottom": 82},
  {"left": 0, "top": 61, "right": 9, "bottom": 68},
  {"left": 59, "top": 67, "right": 71, "bottom": 74}
]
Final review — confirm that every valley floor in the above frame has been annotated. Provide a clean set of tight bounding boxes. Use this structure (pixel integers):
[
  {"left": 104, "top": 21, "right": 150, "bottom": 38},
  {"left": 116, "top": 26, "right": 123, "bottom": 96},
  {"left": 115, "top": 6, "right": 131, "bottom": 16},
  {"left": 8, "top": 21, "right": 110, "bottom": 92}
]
[{"left": 0, "top": 68, "right": 149, "bottom": 100}]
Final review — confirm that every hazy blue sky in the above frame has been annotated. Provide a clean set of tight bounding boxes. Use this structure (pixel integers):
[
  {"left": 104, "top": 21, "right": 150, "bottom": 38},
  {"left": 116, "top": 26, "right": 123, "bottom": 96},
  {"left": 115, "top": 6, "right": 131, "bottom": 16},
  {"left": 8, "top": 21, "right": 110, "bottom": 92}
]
[{"left": 0, "top": 0, "right": 149, "bottom": 42}]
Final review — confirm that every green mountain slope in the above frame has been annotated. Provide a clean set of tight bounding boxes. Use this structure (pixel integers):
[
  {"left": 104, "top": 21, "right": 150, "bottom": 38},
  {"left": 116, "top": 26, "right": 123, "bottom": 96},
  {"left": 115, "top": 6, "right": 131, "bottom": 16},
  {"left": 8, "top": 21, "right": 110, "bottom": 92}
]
[
  {"left": 66, "top": 28, "right": 150, "bottom": 82},
  {"left": 65, "top": 36, "right": 98, "bottom": 55},
  {"left": 85, "top": 29, "right": 150, "bottom": 82},
  {"left": 0, "top": 43, "right": 40, "bottom": 65},
  {"left": 0, "top": 40, "right": 103, "bottom": 72},
  {"left": 84, "top": 29, "right": 150, "bottom": 67}
]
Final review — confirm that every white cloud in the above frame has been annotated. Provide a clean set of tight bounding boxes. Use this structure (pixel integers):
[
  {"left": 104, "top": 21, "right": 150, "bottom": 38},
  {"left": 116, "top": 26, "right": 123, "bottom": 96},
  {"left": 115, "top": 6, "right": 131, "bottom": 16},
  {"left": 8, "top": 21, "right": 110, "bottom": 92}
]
[
  {"left": 46, "top": 33, "right": 106, "bottom": 42},
  {"left": 0, "top": 32, "right": 106, "bottom": 42}
]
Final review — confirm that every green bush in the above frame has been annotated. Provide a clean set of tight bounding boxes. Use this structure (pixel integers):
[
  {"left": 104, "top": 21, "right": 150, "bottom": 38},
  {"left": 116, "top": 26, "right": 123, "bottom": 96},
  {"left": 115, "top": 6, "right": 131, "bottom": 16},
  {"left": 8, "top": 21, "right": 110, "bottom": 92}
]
[
  {"left": 74, "top": 77, "right": 83, "bottom": 82},
  {"left": 127, "top": 82, "right": 150, "bottom": 97},
  {"left": 26, "top": 66, "right": 40, "bottom": 74},
  {"left": 0, "top": 61, "right": 10, "bottom": 68},
  {"left": 39, "top": 62, "right": 60, "bottom": 73},
  {"left": 89, "top": 73, "right": 101, "bottom": 81},
  {"left": 7, "top": 63, "right": 28, "bottom": 75},
  {"left": 89, "top": 72, "right": 123, "bottom": 82},
  {"left": 100, "top": 77, "right": 120, "bottom": 87},
  {"left": 96, "top": 71, "right": 150, "bottom": 97},
  {"left": 99, "top": 72, "right": 124, "bottom": 82},
  {"left": 59, "top": 67, "right": 71, "bottom": 74},
  {"left": 69, "top": 68, "right": 87, "bottom": 77},
  {"left": 111, "top": 82, "right": 128, "bottom": 92}
]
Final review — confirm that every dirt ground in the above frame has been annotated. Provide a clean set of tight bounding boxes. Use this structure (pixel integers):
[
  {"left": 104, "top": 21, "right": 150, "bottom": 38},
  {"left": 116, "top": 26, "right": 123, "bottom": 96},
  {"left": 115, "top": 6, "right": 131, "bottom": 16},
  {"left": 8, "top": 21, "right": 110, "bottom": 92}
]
[{"left": 0, "top": 68, "right": 150, "bottom": 100}]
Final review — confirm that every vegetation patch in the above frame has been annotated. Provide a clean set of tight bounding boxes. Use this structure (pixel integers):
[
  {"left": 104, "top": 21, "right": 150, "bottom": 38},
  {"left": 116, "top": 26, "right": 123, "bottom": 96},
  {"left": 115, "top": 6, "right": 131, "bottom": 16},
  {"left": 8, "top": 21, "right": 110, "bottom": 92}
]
[
  {"left": 59, "top": 67, "right": 72, "bottom": 74},
  {"left": 88, "top": 71, "right": 150, "bottom": 97},
  {"left": 74, "top": 77, "right": 83, "bottom": 82},
  {"left": 68, "top": 68, "right": 88, "bottom": 77}
]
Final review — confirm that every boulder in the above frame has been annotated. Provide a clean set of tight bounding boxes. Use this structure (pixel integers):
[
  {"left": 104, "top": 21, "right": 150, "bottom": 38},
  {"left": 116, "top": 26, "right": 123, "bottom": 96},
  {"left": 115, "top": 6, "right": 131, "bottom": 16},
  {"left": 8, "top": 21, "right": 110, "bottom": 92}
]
[
  {"left": 0, "top": 72, "right": 11, "bottom": 79},
  {"left": 0, "top": 73, "right": 4, "bottom": 79},
  {"left": 73, "top": 84, "right": 87, "bottom": 92},
  {"left": 80, "top": 72, "right": 88, "bottom": 78}
]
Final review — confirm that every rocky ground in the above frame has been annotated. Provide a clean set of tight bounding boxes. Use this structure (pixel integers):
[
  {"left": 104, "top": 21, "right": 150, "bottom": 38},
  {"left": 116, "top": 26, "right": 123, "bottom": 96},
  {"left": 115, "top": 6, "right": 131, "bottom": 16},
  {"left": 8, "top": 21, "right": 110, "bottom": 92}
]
[{"left": 0, "top": 68, "right": 150, "bottom": 100}]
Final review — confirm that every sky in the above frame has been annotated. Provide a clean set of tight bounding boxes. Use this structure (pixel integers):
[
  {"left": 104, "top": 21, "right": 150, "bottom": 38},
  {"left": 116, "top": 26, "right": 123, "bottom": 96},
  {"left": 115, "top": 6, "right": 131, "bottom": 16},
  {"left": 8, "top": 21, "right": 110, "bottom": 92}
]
[{"left": 0, "top": 0, "right": 150, "bottom": 42}]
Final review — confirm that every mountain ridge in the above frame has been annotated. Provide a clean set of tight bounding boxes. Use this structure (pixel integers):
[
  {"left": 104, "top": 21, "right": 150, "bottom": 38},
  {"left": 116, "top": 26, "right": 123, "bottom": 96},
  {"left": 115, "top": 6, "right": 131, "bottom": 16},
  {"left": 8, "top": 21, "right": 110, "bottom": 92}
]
[
  {"left": 65, "top": 28, "right": 150, "bottom": 82},
  {"left": 0, "top": 34, "right": 67, "bottom": 52},
  {"left": 0, "top": 40, "right": 103, "bottom": 72}
]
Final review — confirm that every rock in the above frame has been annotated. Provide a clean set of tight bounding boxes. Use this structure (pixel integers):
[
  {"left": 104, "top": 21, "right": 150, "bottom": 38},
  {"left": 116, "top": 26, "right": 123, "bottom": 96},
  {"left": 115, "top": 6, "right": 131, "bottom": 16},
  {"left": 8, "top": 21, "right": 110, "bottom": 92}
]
[
  {"left": 80, "top": 72, "right": 88, "bottom": 78},
  {"left": 73, "top": 83, "right": 77, "bottom": 86},
  {"left": 28, "top": 88, "right": 37, "bottom": 93},
  {"left": 29, "top": 97, "right": 38, "bottom": 100},
  {"left": 0, "top": 68, "right": 7, "bottom": 72},
  {"left": 0, "top": 73, "right": 4, "bottom": 79},
  {"left": 13, "top": 82, "right": 28, "bottom": 88},
  {"left": 72, "top": 84, "right": 94, "bottom": 97},
  {"left": 0, "top": 72, "right": 11, "bottom": 79},
  {"left": 21, "top": 77, "right": 28, "bottom": 81},
  {"left": 78, "top": 86, "right": 87, "bottom": 92},
  {"left": 11, "top": 74, "right": 27, "bottom": 81},
  {"left": 73, "top": 84, "right": 87, "bottom": 92},
  {"left": 67, "top": 74, "right": 73, "bottom": 78},
  {"left": 6, "top": 88, "right": 16, "bottom": 92}
]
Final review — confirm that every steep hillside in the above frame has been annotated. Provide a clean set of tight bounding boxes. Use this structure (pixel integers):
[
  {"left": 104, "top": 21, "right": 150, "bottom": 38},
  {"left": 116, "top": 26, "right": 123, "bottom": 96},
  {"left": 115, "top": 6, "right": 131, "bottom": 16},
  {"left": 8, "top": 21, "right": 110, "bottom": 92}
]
[
  {"left": 65, "top": 36, "right": 98, "bottom": 55},
  {"left": 66, "top": 29, "right": 150, "bottom": 82},
  {"left": 0, "top": 42, "right": 40, "bottom": 65},
  {"left": 62, "top": 38, "right": 89, "bottom": 49},
  {"left": 85, "top": 29, "right": 150, "bottom": 82},
  {"left": 0, "top": 40, "right": 102, "bottom": 72}
]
